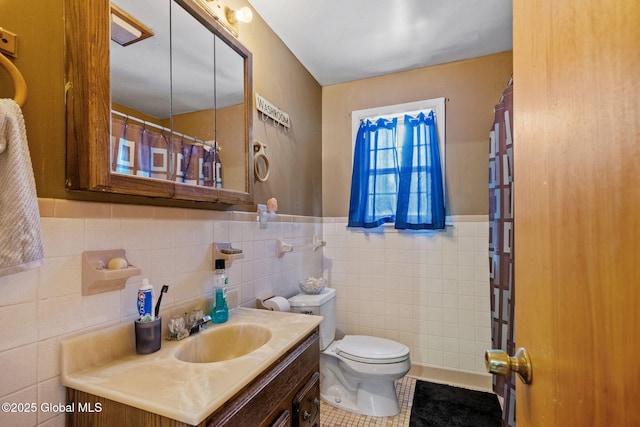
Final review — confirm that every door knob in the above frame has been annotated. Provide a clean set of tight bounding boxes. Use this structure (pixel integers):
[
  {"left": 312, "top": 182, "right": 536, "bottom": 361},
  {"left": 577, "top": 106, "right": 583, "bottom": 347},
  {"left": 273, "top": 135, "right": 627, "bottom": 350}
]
[{"left": 485, "top": 347, "right": 532, "bottom": 384}]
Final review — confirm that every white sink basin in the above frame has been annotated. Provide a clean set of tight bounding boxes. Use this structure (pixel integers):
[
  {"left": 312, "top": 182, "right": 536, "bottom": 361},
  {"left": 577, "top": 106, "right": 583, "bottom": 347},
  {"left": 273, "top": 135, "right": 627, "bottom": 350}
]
[{"left": 175, "top": 323, "right": 272, "bottom": 363}]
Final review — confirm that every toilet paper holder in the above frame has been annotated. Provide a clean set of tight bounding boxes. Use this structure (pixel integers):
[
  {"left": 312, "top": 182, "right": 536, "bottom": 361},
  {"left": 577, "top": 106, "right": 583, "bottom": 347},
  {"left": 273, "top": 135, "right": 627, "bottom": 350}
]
[
  {"left": 257, "top": 296, "right": 290, "bottom": 312},
  {"left": 256, "top": 297, "right": 275, "bottom": 311}
]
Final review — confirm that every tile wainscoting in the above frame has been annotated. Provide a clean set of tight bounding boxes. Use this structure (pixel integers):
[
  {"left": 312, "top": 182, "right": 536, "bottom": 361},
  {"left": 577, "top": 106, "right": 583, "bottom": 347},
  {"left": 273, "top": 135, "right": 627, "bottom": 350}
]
[
  {"left": 0, "top": 199, "right": 322, "bottom": 427},
  {"left": 322, "top": 216, "right": 492, "bottom": 390},
  {"left": 0, "top": 200, "right": 491, "bottom": 427}
]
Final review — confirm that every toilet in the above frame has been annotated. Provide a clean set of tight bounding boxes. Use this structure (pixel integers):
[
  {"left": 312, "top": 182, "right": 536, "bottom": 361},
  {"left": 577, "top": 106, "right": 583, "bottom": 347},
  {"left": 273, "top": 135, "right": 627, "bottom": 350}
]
[{"left": 288, "top": 288, "right": 410, "bottom": 417}]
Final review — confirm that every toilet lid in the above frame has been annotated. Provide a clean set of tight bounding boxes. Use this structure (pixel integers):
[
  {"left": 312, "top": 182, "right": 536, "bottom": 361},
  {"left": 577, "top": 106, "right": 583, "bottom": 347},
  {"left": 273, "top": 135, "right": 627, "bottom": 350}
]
[{"left": 335, "top": 335, "right": 410, "bottom": 364}]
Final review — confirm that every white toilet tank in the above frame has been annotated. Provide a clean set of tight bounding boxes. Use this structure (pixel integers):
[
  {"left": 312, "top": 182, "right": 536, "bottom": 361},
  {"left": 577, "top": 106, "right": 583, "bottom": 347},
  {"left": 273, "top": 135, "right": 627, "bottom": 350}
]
[{"left": 288, "top": 287, "right": 336, "bottom": 351}]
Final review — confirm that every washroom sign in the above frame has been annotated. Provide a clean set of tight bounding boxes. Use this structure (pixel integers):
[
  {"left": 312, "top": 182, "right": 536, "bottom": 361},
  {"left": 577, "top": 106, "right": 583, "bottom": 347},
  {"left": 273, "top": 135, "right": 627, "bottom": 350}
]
[{"left": 256, "top": 93, "right": 291, "bottom": 130}]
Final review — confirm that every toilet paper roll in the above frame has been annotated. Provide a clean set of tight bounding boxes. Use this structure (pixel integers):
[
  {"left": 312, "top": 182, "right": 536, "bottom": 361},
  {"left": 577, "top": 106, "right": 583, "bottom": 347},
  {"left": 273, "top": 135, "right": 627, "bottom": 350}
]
[{"left": 264, "top": 296, "right": 290, "bottom": 312}]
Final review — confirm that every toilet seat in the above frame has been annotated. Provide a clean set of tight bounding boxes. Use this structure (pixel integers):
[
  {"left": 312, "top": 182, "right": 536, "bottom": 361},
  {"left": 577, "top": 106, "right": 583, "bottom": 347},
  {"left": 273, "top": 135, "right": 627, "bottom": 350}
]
[{"left": 335, "top": 335, "right": 410, "bottom": 364}]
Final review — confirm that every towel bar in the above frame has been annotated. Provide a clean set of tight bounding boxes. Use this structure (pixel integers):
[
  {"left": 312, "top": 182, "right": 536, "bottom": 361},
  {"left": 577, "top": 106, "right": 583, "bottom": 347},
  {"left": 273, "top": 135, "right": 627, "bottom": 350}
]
[
  {"left": 253, "top": 140, "right": 270, "bottom": 182},
  {"left": 0, "top": 52, "right": 27, "bottom": 107}
]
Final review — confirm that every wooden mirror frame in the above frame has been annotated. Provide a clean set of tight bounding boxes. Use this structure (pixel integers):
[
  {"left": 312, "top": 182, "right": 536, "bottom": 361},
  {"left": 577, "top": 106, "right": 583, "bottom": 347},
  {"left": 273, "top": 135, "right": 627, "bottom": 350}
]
[{"left": 64, "top": 0, "right": 253, "bottom": 206}]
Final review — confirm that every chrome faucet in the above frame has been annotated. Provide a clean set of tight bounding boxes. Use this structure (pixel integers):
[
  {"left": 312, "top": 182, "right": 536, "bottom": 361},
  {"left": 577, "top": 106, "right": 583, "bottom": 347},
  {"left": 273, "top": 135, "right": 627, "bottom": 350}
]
[
  {"left": 189, "top": 314, "right": 211, "bottom": 335},
  {"left": 168, "top": 310, "right": 211, "bottom": 341}
]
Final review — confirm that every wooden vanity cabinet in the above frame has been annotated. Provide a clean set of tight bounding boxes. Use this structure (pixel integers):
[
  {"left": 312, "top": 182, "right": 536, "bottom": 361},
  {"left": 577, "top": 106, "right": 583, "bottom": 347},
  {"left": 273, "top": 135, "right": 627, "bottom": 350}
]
[
  {"left": 65, "top": 329, "right": 320, "bottom": 427},
  {"left": 204, "top": 329, "right": 320, "bottom": 427}
]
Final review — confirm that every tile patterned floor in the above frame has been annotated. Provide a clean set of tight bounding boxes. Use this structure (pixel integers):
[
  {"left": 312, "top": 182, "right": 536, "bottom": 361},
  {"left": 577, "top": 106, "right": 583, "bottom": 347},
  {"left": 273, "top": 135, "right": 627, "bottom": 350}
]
[{"left": 320, "top": 376, "right": 417, "bottom": 427}]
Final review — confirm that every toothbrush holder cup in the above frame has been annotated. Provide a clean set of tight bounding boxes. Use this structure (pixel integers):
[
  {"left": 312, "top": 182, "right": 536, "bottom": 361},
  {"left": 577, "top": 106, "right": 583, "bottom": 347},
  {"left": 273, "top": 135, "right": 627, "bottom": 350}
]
[{"left": 134, "top": 317, "right": 162, "bottom": 354}]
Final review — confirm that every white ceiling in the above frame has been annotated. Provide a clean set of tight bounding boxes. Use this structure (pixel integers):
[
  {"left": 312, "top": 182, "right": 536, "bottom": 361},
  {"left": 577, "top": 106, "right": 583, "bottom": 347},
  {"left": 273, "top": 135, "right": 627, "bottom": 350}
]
[{"left": 247, "top": 0, "right": 513, "bottom": 86}]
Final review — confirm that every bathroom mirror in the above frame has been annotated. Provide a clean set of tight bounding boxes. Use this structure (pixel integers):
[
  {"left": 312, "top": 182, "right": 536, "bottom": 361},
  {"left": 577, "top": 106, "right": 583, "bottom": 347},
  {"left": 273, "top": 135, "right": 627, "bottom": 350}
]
[{"left": 65, "top": 0, "right": 253, "bottom": 205}]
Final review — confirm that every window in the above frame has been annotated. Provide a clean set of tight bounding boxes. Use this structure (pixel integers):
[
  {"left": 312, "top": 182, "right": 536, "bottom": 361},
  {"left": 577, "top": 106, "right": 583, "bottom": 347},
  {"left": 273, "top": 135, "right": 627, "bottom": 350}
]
[{"left": 348, "top": 98, "right": 446, "bottom": 230}]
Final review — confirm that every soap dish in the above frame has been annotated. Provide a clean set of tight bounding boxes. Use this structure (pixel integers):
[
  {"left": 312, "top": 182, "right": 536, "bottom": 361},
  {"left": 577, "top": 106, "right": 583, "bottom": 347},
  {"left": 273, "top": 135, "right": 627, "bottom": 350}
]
[
  {"left": 167, "top": 330, "right": 190, "bottom": 341},
  {"left": 213, "top": 242, "right": 244, "bottom": 266},
  {"left": 81, "top": 250, "right": 141, "bottom": 296},
  {"left": 220, "top": 248, "right": 243, "bottom": 255}
]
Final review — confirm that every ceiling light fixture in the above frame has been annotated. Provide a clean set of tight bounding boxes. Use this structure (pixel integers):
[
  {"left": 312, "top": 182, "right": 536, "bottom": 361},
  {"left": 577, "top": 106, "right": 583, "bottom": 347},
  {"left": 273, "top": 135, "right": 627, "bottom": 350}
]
[
  {"left": 198, "top": 0, "right": 253, "bottom": 37},
  {"left": 110, "top": 4, "right": 154, "bottom": 47},
  {"left": 228, "top": 6, "right": 253, "bottom": 25}
]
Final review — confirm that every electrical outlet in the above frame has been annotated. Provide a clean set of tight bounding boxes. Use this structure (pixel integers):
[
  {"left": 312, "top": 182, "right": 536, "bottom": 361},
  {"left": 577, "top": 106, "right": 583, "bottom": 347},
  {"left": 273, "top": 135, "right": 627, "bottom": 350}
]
[{"left": 0, "top": 28, "right": 17, "bottom": 58}]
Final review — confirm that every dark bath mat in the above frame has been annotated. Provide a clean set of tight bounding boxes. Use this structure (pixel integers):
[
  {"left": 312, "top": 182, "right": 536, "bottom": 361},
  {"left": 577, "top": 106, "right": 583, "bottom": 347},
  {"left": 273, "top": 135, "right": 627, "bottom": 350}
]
[{"left": 409, "top": 380, "right": 502, "bottom": 427}]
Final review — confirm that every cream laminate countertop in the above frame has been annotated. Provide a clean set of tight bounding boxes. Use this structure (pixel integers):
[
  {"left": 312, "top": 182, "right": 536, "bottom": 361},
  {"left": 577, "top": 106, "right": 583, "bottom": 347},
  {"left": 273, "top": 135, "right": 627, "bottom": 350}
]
[{"left": 61, "top": 308, "right": 322, "bottom": 425}]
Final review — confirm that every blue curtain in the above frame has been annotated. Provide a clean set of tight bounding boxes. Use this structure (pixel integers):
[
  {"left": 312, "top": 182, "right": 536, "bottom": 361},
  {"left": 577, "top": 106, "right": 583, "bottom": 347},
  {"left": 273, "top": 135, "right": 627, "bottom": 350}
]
[
  {"left": 348, "top": 118, "right": 399, "bottom": 228},
  {"left": 396, "top": 111, "right": 445, "bottom": 230},
  {"left": 348, "top": 111, "right": 445, "bottom": 230}
]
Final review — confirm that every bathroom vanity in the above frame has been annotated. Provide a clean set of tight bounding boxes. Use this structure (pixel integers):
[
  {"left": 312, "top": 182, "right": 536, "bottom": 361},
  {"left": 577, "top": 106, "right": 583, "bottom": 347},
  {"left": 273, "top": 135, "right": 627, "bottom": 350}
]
[{"left": 61, "top": 308, "right": 321, "bottom": 426}]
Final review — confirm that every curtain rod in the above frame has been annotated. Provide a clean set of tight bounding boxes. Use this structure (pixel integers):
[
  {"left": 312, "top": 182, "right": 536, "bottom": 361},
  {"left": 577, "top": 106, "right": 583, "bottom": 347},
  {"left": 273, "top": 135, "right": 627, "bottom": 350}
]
[
  {"left": 111, "top": 110, "right": 217, "bottom": 151},
  {"left": 359, "top": 108, "right": 436, "bottom": 123}
]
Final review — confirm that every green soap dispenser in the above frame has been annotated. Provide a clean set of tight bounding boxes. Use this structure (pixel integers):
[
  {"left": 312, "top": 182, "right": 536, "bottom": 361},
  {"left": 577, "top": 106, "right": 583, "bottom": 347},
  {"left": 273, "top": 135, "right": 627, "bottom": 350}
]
[{"left": 212, "top": 259, "right": 228, "bottom": 323}]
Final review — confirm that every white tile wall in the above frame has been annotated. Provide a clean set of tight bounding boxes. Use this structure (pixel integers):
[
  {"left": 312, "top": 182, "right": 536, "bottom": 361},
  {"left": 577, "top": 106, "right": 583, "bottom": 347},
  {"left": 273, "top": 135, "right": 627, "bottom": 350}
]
[
  {"left": 322, "top": 216, "right": 492, "bottom": 376},
  {"left": 0, "top": 206, "right": 491, "bottom": 427},
  {"left": 0, "top": 211, "right": 322, "bottom": 427}
]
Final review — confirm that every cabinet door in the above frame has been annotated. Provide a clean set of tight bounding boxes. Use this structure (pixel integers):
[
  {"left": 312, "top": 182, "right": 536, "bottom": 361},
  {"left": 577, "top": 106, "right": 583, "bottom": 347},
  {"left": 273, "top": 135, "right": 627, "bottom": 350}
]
[{"left": 292, "top": 372, "right": 320, "bottom": 427}]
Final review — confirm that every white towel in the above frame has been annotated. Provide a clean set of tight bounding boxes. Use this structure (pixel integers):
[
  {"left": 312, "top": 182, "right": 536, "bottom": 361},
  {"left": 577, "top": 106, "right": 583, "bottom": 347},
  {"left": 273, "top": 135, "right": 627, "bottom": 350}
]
[{"left": 0, "top": 99, "right": 44, "bottom": 277}]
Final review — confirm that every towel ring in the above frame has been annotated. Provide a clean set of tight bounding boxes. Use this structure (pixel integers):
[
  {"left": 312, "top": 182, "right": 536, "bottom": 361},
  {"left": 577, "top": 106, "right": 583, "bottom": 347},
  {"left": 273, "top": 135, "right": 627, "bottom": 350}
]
[
  {"left": 0, "top": 53, "right": 27, "bottom": 107},
  {"left": 253, "top": 140, "right": 270, "bottom": 183}
]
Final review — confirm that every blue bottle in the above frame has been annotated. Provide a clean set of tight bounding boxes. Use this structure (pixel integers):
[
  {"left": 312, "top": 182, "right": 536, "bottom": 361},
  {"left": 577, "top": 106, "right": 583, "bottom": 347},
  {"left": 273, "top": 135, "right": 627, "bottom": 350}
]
[
  {"left": 211, "top": 259, "right": 228, "bottom": 323},
  {"left": 212, "top": 288, "right": 228, "bottom": 323}
]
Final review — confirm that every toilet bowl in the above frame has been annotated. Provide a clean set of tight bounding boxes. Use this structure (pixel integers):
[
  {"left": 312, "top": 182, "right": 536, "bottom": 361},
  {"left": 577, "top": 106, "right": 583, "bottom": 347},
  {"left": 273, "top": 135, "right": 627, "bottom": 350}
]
[{"left": 288, "top": 288, "right": 410, "bottom": 417}]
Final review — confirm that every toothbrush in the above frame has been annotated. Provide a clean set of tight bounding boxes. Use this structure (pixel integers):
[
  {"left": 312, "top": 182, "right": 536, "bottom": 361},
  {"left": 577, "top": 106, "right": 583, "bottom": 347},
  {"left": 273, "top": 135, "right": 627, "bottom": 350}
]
[{"left": 154, "top": 285, "right": 169, "bottom": 319}]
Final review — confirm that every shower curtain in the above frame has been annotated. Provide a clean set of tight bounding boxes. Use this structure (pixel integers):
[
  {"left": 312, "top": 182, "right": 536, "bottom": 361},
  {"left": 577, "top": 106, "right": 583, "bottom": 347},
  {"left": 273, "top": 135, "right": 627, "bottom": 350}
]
[{"left": 489, "top": 81, "right": 515, "bottom": 427}]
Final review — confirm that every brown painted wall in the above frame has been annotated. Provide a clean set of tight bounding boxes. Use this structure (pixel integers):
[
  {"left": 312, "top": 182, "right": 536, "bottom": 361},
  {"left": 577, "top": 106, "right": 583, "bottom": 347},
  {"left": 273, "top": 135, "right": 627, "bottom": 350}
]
[
  {"left": 0, "top": 0, "right": 66, "bottom": 200},
  {"left": 2, "top": 0, "right": 509, "bottom": 218},
  {"left": 321, "top": 51, "right": 513, "bottom": 217},
  {"left": 230, "top": 0, "right": 324, "bottom": 216}
]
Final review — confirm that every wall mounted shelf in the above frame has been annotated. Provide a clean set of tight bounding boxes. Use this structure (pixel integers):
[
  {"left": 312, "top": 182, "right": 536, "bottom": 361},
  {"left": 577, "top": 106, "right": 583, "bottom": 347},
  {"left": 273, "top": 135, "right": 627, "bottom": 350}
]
[
  {"left": 276, "top": 239, "right": 293, "bottom": 257},
  {"left": 82, "top": 249, "right": 141, "bottom": 296},
  {"left": 213, "top": 242, "right": 244, "bottom": 267}
]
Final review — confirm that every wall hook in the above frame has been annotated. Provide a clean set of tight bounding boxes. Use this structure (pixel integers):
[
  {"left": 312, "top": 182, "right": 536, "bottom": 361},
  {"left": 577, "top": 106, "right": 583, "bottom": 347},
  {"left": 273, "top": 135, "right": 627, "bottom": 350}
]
[
  {"left": 276, "top": 239, "right": 293, "bottom": 257},
  {"left": 312, "top": 235, "right": 326, "bottom": 251}
]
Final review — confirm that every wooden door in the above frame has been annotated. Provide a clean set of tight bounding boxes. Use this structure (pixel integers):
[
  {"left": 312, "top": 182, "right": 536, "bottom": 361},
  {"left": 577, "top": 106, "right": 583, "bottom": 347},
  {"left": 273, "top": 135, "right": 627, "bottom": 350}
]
[{"left": 513, "top": 0, "right": 640, "bottom": 425}]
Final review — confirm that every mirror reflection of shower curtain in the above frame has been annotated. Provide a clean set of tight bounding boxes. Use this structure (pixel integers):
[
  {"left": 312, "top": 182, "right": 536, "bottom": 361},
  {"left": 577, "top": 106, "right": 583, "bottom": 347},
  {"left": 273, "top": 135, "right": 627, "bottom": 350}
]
[
  {"left": 489, "top": 81, "right": 515, "bottom": 427},
  {"left": 136, "top": 128, "right": 151, "bottom": 177},
  {"left": 111, "top": 118, "right": 126, "bottom": 173},
  {"left": 111, "top": 120, "right": 145, "bottom": 175},
  {"left": 111, "top": 118, "right": 156, "bottom": 178},
  {"left": 111, "top": 117, "right": 220, "bottom": 185},
  {"left": 201, "top": 146, "right": 215, "bottom": 187},
  {"left": 146, "top": 130, "right": 170, "bottom": 180}
]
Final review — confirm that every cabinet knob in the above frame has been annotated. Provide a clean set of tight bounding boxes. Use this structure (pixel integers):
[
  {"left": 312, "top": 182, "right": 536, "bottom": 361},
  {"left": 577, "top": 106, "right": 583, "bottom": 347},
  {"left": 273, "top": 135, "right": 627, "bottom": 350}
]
[{"left": 303, "top": 398, "right": 320, "bottom": 422}]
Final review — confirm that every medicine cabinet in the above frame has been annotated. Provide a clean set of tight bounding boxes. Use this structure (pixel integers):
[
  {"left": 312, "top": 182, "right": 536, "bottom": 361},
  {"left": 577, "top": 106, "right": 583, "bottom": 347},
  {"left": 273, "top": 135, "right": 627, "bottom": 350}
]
[{"left": 64, "top": 0, "right": 253, "bottom": 206}]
